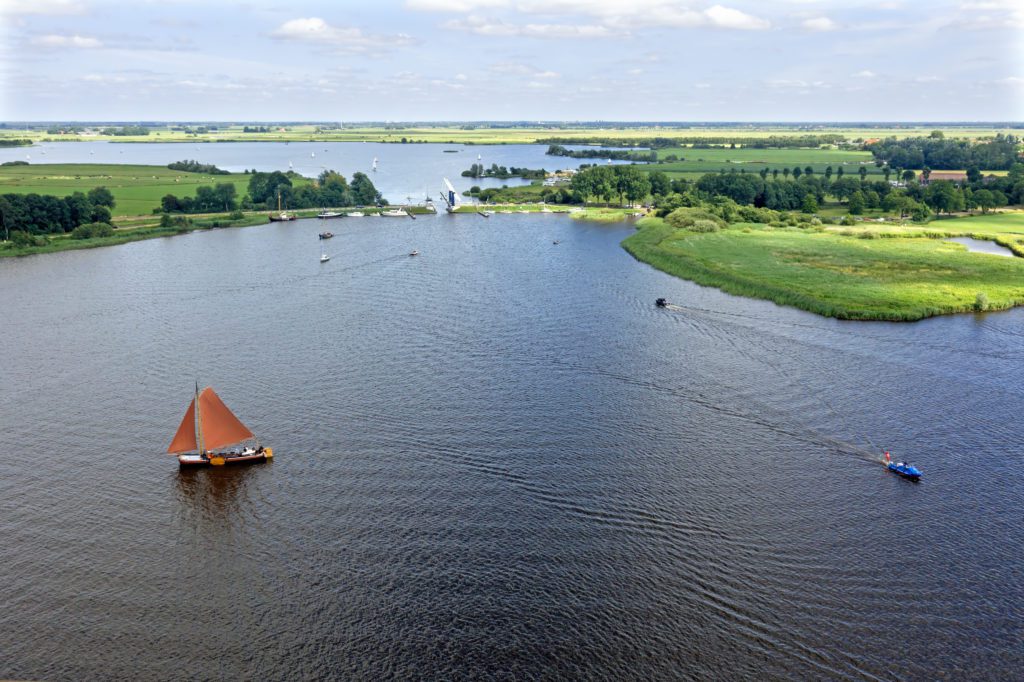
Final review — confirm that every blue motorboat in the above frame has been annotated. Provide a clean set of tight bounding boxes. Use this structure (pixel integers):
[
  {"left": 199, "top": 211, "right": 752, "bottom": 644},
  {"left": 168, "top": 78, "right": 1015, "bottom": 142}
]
[{"left": 887, "top": 461, "right": 922, "bottom": 480}]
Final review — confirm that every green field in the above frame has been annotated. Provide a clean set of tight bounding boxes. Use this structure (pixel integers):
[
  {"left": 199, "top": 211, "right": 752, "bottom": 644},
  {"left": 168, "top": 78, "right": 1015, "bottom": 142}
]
[
  {"left": 0, "top": 163, "right": 275, "bottom": 216},
  {"left": 647, "top": 146, "right": 879, "bottom": 178},
  {"left": 1, "top": 124, "right": 1016, "bottom": 146},
  {"left": 623, "top": 216, "right": 1024, "bottom": 321}
]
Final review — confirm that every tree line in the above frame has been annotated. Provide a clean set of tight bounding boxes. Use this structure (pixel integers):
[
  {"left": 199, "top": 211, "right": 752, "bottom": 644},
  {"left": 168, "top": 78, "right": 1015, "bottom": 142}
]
[
  {"left": 461, "top": 163, "right": 546, "bottom": 179},
  {"left": 867, "top": 134, "right": 1020, "bottom": 170},
  {"left": 538, "top": 134, "right": 846, "bottom": 149},
  {"left": 547, "top": 145, "right": 658, "bottom": 162},
  {"left": 167, "top": 160, "right": 229, "bottom": 174},
  {"left": 1, "top": 187, "right": 116, "bottom": 236},
  {"left": 0, "top": 139, "right": 32, "bottom": 147},
  {"left": 100, "top": 126, "right": 150, "bottom": 136}
]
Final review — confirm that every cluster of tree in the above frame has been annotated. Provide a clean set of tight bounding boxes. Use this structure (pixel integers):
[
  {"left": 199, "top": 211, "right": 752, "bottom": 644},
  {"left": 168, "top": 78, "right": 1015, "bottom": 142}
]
[
  {"left": 0, "top": 186, "right": 116, "bottom": 235},
  {"left": 569, "top": 165, "right": 654, "bottom": 205},
  {"left": 46, "top": 125, "right": 85, "bottom": 135},
  {"left": 538, "top": 134, "right": 846, "bottom": 149},
  {"left": 242, "top": 126, "right": 270, "bottom": 133},
  {"left": 1, "top": 160, "right": 29, "bottom": 166},
  {"left": 100, "top": 126, "right": 150, "bottom": 136},
  {"left": 160, "top": 184, "right": 239, "bottom": 214},
  {"left": 866, "top": 134, "right": 1020, "bottom": 170},
  {"left": 0, "top": 139, "right": 32, "bottom": 147},
  {"left": 461, "top": 163, "right": 547, "bottom": 179},
  {"left": 167, "top": 160, "right": 229, "bottom": 174},
  {"left": 159, "top": 169, "right": 387, "bottom": 215},
  {"left": 247, "top": 170, "right": 385, "bottom": 210},
  {"left": 546, "top": 145, "right": 658, "bottom": 162}
]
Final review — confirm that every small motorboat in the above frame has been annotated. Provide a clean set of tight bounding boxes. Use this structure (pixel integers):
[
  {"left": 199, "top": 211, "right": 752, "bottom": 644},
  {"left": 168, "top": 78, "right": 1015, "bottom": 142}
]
[
  {"left": 884, "top": 452, "right": 921, "bottom": 480},
  {"left": 655, "top": 298, "right": 667, "bottom": 307},
  {"left": 319, "top": 231, "right": 334, "bottom": 239},
  {"left": 347, "top": 211, "right": 364, "bottom": 217},
  {"left": 381, "top": 208, "right": 408, "bottom": 217},
  {"left": 320, "top": 252, "right": 330, "bottom": 263},
  {"left": 317, "top": 211, "right": 343, "bottom": 219},
  {"left": 553, "top": 240, "right": 561, "bottom": 245},
  {"left": 409, "top": 250, "right": 420, "bottom": 256}
]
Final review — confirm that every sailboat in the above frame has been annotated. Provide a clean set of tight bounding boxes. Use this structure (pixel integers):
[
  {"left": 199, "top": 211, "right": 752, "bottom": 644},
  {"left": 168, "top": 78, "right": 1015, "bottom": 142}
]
[
  {"left": 372, "top": 157, "right": 378, "bottom": 172},
  {"left": 268, "top": 190, "right": 295, "bottom": 222},
  {"left": 439, "top": 177, "right": 461, "bottom": 213},
  {"left": 320, "top": 242, "right": 330, "bottom": 262},
  {"left": 168, "top": 384, "right": 272, "bottom": 466}
]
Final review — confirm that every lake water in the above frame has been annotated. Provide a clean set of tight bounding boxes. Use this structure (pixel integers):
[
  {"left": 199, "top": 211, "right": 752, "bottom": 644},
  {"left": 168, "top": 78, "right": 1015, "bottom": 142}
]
[
  {"left": 2, "top": 176, "right": 1024, "bottom": 678},
  {"left": 0, "top": 141, "right": 629, "bottom": 203},
  {"left": 946, "top": 236, "right": 1015, "bottom": 257}
]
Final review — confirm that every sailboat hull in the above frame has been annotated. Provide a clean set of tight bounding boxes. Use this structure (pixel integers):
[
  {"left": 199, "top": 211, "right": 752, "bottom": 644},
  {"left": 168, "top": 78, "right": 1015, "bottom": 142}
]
[{"left": 178, "top": 448, "right": 273, "bottom": 467}]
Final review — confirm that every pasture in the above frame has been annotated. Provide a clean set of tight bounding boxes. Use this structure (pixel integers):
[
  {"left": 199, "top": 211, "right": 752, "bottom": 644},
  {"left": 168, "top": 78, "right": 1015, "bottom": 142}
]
[{"left": 0, "top": 163, "right": 256, "bottom": 216}]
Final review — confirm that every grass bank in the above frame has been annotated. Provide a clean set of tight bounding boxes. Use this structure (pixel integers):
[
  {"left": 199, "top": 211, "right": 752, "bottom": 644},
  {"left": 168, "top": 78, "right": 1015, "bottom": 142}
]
[{"left": 623, "top": 217, "right": 1024, "bottom": 321}]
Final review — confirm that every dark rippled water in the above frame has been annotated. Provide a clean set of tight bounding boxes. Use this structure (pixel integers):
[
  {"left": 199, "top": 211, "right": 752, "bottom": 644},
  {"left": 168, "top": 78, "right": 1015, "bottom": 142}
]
[{"left": 1, "top": 214, "right": 1022, "bottom": 680}]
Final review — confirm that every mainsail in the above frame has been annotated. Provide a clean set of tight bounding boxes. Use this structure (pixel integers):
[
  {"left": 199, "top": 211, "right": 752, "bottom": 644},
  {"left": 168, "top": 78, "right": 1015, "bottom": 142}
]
[
  {"left": 167, "top": 387, "right": 254, "bottom": 454},
  {"left": 441, "top": 177, "right": 460, "bottom": 211}
]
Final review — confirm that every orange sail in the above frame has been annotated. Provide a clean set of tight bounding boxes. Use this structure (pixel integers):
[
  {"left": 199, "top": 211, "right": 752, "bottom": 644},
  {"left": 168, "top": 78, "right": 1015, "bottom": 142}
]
[
  {"left": 196, "top": 387, "right": 254, "bottom": 451},
  {"left": 167, "top": 398, "right": 198, "bottom": 454}
]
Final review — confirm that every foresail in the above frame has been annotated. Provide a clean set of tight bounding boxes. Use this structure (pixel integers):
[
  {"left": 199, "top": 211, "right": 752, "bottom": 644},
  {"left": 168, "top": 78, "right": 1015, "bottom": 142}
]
[
  {"left": 167, "top": 399, "right": 198, "bottom": 454},
  {"left": 198, "top": 387, "right": 254, "bottom": 451}
]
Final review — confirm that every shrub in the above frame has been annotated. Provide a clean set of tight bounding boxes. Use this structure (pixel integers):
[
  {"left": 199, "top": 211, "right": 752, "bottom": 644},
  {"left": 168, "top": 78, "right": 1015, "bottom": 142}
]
[
  {"left": 840, "top": 215, "right": 857, "bottom": 226},
  {"left": 688, "top": 219, "right": 721, "bottom": 233},
  {"left": 974, "top": 292, "right": 989, "bottom": 312},
  {"left": 71, "top": 222, "right": 115, "bottom": 239},
  {"left": 857, "top": 230, "right": 879, "bottom": 239},
  {"left": 229, "top": 209, "right": 245, "bottom": 220},
  {"left": 665, "top": 207, "right": 727, "bottom": 230}
]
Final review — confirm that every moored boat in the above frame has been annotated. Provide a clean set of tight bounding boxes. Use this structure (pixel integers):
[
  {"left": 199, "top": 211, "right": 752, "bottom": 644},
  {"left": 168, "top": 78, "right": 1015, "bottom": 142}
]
[
  {"left": 317, "top": 211, "right": 344, "bottom": 219},
  {"left": 168, "top": 384, "right": 272, "bottom": 466},
  {"left": 381, "top": 208, "right": 407, "bottom": 217},
  {"left": 319, "top": 231, "right": 334, "bottom": 239}
]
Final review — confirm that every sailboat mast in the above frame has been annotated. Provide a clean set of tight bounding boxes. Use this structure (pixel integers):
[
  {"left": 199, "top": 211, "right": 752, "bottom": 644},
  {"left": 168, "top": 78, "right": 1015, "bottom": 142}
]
[{"left": 194, "top": 381, "right": 206, "bottom": 455}]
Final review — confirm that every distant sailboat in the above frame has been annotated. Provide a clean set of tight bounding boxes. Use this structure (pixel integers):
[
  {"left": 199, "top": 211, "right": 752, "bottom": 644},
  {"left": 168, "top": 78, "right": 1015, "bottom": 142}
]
[
  {"left": 169, "top": 384, "right": 272, "bottom": 466},
  {"left": 311, "top": 151, "right": 315, "bottom": 158},
  {"left": 320, "top": 242, "right": 330, "bottom": 262},
  {"left": 372, "top": 157, "right": 378, "bottom": 172}
]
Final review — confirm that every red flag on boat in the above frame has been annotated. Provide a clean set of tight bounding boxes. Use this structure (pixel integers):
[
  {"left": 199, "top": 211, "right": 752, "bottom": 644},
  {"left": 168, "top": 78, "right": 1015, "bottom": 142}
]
[{"left": 884, "top": 451, "right": 891, "bottom": 463}]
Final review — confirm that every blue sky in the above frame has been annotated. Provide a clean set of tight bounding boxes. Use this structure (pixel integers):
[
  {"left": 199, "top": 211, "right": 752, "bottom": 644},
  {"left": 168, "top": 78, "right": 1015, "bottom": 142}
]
[{"left": 1, "top": 0, "right": 1021, "bottom": 121}]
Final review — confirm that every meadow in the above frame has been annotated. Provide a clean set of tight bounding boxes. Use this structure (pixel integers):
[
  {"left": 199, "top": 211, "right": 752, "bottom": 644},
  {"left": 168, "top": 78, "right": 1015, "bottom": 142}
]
[
  {"left": 623, "top": 215, "right": 1024, "bottom": 321},
  {"left": 646, "top": 146, "right": 879, "bottom": 179},
  {"left": 0, "top": 163, "right": 271, "bottom": 216}
]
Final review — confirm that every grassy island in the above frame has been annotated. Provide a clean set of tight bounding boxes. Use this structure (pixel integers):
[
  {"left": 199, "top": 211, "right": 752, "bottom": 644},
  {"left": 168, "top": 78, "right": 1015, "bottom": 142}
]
[{"left": 624, "top": 213, "right": 1024, "bottom": 321}]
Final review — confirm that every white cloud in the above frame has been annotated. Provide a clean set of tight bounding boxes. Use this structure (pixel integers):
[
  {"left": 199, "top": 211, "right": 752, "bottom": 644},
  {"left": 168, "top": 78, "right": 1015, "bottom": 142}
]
[
  {"left": 914, "top": 75, "right": 943, "bottom": 83},
  {"left": 271, "top": 17, "right": 414, "bottom": 52},
  {"left": 445, "top": 16, "right": 609, "bottom": 37},
  {"left": 455, "top": 73, "right": 468, "bottom": 80},
  {"left": 801, "top": 16, "right": 837, "bottom": 31},
  {"left": 998, "top": 76, "right": 1024, "bottom": 86},
  {"left": 704, "top": 5, "right": 770, "bottom": 30},
  {"left": 695, "top": 83, "right": 711, "bottom": 88},
  {"left": 421, "top": 1, "right": 769, "bottom": 34},
  {"left": 0, "top": 0, "right": 83, "bottom": 15},
  {"left": 851, "top": 69, "right": 876, "bottom": 78},
  {"left": 31, "top": 34, "right": 102, "bottom": 48}
]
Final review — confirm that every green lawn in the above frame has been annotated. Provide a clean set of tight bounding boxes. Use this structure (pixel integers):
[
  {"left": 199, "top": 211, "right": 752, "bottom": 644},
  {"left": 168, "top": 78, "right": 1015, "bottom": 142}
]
[
  {"left": 623, "top": 218, "right": 1024, "bottom": 321},
  {"left": 0, "top": 163, "right": 278, "bottom": 216},
  {"left": 927, "top": 212, "right": 1024, "bottom": 235}
]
